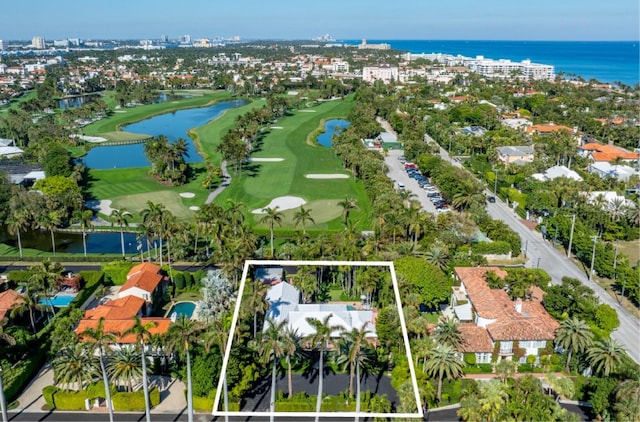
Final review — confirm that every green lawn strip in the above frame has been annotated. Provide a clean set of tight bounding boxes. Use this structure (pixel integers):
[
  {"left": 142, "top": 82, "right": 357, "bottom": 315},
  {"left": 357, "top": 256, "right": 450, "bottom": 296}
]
[
  {"left": 82, "top": 90, "right": 234, "bottom": 135},
  {"left": 617, "top": 239, "right": 639, "bottom": 265},
  {"left": 214, "top": 96, "right": 372, "bottom": 230},
  {"left": 87, "top": 165, "right": 210, "bottom": 221},
  {"left": 0, "top": 90, "right": 37, "bottom": 111},
  {"left": 189, "top": 98, "right": 266, "bottom": 165}
]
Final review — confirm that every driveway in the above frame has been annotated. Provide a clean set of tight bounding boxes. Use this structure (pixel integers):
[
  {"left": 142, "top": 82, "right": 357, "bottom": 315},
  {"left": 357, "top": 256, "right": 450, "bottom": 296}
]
[{"left": 384, "top": 149, "right": 438, "bottom": 214}]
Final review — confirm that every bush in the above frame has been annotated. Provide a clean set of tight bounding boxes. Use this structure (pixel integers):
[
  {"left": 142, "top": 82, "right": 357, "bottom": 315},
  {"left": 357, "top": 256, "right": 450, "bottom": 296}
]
[
  {"left": 174, "top": 272, "right": 185, "bottom": 290},
  {"left": 464, "top": 353, "right": 476, "bottom": 365},
  {"left": 193, "top": 395, "right": 214, "bottom": 412},
  {"left": 112, "top": 388, "right": 160, "bottom": 411},
  {"left": 3, "top": 343, "right": 48, "bottom": 402},
  {"left": 471, "top": 241, "right": 512, "bottom": 255},
  {"left": 42, "top": 385, "right": 57, "bottom": 408},
  {"left": 52, "top": 389, "right": 88, "bottom": 410},
  {"left": 7, "top": 270, "right": 32, "bottom": 283},
  {"left": 102, "top": 261, "right": 133, "bottom": 285}
]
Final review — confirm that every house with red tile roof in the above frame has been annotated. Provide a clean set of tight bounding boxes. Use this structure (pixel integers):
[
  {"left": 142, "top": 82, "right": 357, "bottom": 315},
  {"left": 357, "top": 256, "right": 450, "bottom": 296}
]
[
  {"left": 579, "top": 141, "right": 639, "bottom": 164},
  {"left": 526, "top": 123, "right": 574, "bottom": 135},
  {"left": 118, "top": 263, "right": 167, "bottom": 313},
  {"left": 451, "top": 267, "right": 559, "bottom": 364},
  {"left": 0, "top": 289, "right": 22, "bottom": 321}
]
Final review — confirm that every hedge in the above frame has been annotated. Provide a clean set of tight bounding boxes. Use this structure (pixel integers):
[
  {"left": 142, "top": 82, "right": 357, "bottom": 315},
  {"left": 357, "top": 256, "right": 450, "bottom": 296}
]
[
  {"left": 102, "top": 261, "right": 134, "bottom": 285},
  {"left": 112, "top": 388, "right": 160, "bottom": 411},
  {"left": 3, "top": 342, "right": 49, "bottom": 402},
  {"left": 7, "top": 270, "right": 33, "bottom": 283},
  {"left": 471, "top": 240, "right": 512, "bottom": 255},
  {"left": 42, "top": 385, "right": 57, "bottom": 408},
  {"left": 462, "top": 364, "right": 493, "bottom": 374},
  {"left": 193, "top": 393, "right": 239, "bottom": 412}
]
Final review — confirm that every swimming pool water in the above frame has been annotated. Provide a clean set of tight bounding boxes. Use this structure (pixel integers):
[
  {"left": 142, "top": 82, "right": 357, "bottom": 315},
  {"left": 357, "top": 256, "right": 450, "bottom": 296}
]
[
  {"left": 39, "top": 294, "right": 77, "bottom": 307},
  {"left": 167, "top": 301, "right": 196, "bottom": 319}
]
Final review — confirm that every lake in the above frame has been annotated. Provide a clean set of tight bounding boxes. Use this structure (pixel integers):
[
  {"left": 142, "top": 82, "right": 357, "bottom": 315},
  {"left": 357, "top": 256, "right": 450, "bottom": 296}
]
[
  {"left": 82, "top": 99, "right": 248, "bottom": 169},
  {"left": 316, "top": 119, "right": 350, "bottom": 147}
]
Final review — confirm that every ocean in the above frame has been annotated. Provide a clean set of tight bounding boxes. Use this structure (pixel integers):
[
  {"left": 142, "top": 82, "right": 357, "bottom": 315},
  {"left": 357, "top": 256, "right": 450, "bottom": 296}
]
[{"left": 343, "top": 40, "right": 640, "bottom": 86}]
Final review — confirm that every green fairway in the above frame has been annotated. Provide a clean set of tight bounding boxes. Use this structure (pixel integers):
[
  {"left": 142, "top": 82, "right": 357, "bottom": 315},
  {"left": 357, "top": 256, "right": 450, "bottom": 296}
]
[
  {"left": 87, "top": 165, "right": 210, "bottom": 220},
  {"left": 215, "top": 96, "right": 373, "bottom": 231}
]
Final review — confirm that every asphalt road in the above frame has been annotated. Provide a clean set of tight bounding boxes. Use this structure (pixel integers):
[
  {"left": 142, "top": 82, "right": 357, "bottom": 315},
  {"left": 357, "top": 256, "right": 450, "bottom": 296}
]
[{"left": 418, "top": 132, "right": 640, "bottom": 363}]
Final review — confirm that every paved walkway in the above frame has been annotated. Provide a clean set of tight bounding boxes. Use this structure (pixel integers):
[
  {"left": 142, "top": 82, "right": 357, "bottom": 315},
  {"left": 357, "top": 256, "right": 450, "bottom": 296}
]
[{"left": 205, "top": 160, "right": 231, "bottom": 204}]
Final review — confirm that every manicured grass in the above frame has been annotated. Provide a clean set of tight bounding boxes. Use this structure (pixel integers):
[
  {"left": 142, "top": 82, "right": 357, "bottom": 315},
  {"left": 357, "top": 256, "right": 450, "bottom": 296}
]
[
  {"left": 83, "top": 90, "right": 234, "bottom": 136},
  {"left": 215, "top": 96, "right": 373, "bottom": 230},
  {"left": 87, "top": 164, "right": 210, "bottom": 221},
  {"left": 189, "top": 98, "right": 266, "bottom": 165}
]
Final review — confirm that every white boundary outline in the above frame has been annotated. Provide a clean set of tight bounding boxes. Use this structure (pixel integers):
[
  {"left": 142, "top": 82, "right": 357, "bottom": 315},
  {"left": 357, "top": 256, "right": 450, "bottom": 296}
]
[{"left": 212, "top": 259, "right": 423, "bottom": 419}]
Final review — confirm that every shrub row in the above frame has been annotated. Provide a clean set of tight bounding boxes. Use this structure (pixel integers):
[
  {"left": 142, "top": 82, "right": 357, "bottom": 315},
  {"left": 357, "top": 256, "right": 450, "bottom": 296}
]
[
  {"left": 470, "top": 240, "right": 512, "bottom": 255},
  {"left": 3, "top": 342, "right": 49, "bottom": 402},
  {"left": 43, "top": 384, "right": 159, "bottom": 411}
]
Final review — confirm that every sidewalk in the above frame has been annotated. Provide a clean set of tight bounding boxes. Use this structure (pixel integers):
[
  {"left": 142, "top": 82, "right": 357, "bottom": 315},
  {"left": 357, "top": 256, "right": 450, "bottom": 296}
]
[{"left": 13, "top": 362, "right": 53, "bottom": 412}]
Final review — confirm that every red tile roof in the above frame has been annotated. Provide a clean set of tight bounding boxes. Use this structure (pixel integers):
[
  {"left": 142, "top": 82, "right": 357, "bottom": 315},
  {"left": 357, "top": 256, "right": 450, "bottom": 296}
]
[
  {"left": 76, "top": 317, "right": 171, "bottom": 344},
  {"left": 459, "top": 322, "right": 494, "bottom": 353},
  {"left": 84, "top": 295, "right": 145, "bottom": 320},
  {"left": 581, "top": 142, "right": 638, "bottom": 161},
  {"left": 526, "top": 124, "right": 573, "bottom": 134},
  {"left": 454, "top": 267, "right": 559, "bottom": 342},
  {"left": 120, "top": 263, "right": 163, "bottom": 294},
  {"left": 0, "top": 289, "right": 22, "bottom": 320}
]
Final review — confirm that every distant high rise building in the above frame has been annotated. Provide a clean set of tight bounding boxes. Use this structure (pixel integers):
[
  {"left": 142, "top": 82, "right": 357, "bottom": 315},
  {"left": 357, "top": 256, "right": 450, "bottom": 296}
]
[
  {"left": 0, "top": 40, "right": 6, "bottom": 51},
  {"left": 161, "top": 34, "right": 168, "bottom": 43},
  {"left": 32, "top": 36, "right": 45, "bottom": 49},
  {"left": 179, "top": 34, "right": 191, "bottom": 44}
]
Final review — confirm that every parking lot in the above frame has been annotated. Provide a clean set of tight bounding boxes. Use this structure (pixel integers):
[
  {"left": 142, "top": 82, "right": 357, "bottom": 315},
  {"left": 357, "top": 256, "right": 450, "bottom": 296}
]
[{"left": 384, "top": 149, "right": 450, "bottom": 215}]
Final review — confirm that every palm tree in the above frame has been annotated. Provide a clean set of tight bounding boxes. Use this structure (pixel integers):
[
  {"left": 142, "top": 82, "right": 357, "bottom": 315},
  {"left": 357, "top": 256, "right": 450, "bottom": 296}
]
[
  {"left": 613, "top": 379, "right": 640, "bottom": 422},
  {"left": 293, "top": 206, "right": 315, "bottom": 236},
  {"left": 81, "top": 317, "right": 117, "bottom": 422},
  {"left": 254, "top": 319, "right": 288, "bottom": 420},
  {"left": 338, "top": 197, "right": 358, "bottom": 226},
  {"left": 167, "top": 315, "right": 202, "bottom": 422},
  {"left": 0, "top": 318, "right": 16, "bottom": 346},
  {"left": 434, "top": 317, "right": 462, "bottom": 350},
  {"left": 587, "top": 338, "right": 625, "bottom": 377},
  {"left": 248, "top": 280, "right": 269, "bottom": 338},
  {"left": 10, "top": 285, "right": 44, "bottom": 333},
  {"left": 336, "top": 324, "right": 372, "bottom": 418},
  {"left": 111, "top": 208, "right": 132, "bottom": 258},
  {"left": 73, "top": 209, "right": 94, "bottom": 258},
  {"left": 424, "top": 344, "right": 464, "bottom": 402},
  {"left": 281, "top": 326, "right": 300, "bottom": 399},
  {"left": 477, "top": 379, "right": 509, "bottom": 421},
  {"left": 36, "top": 209, "right": 62, "bottom": 255},
  {"left": 260, "top": 206, "right": 283, "bottom": 258},
  {"left": 141, "top": 201, "right": 168, "bottom": 266},
  {"left": 425, "top": 244, "right": 450, "bottom": 272},
  {"left": 6, "top": 211, "right": 28, "bottom": 259},
  {"left": 554, "top": 317, "right": 593, "bottom": 373},
  {"left": 107, "top": 346, "right": 143, "bottom": 393},
  {"left": 304, "top": 314, "right": 342, "bottom": 420},
  {"left": 52, "top": 343, "right": 100, "bottom": 391},
  {"left": 123, "top": 316, "right": 156, "bottom": 422}
]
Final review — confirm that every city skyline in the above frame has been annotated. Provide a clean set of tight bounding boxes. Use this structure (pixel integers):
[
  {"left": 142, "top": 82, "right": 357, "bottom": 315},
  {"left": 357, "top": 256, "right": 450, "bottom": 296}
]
[{"left": 2, "top": 0, "right": 639, "bottom": 42}]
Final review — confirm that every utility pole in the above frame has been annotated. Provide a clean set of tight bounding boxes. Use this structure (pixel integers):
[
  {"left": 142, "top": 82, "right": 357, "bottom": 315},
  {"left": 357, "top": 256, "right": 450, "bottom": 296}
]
[
  {"left": 567, "top": 214, "right": 576, "bottom": 259},
  {"left": 0, "top": 366, "right": 7, "bottom": 422},
  {"left": 613, "top": 239, "right": 619, "bottom": 279},
  {"left": 589, "top": 234, "right": 599, "bottom": 281}
]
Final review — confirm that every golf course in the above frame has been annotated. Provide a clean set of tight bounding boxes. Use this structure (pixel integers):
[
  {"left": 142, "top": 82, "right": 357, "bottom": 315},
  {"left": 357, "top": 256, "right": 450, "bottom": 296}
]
[{"left": 82, "top": 91, "right": 370, "bottom": 232}]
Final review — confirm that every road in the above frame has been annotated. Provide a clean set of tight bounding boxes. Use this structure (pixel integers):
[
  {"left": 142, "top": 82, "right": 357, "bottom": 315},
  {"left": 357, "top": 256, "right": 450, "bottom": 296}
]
[{"left": 401, "top": 131, "right": 640, "bottom": 363}]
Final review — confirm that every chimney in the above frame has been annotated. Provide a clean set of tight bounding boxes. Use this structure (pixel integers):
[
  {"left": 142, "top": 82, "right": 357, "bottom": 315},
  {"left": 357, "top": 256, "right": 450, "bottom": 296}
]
[{"left": 515, "top": 298, "right": 523, "bottom": 313}]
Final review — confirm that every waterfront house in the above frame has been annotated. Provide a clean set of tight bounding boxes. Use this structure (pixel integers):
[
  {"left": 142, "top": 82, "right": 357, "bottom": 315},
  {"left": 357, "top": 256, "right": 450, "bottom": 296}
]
[{"left": 451, "top": 267, "right": 558, "bottom": 364}]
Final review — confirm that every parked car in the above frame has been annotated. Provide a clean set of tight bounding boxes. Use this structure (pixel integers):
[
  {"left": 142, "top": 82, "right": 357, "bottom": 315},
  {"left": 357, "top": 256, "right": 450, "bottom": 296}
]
[{"left": 487, "top": 196, "right": 496, "bottom": 203}]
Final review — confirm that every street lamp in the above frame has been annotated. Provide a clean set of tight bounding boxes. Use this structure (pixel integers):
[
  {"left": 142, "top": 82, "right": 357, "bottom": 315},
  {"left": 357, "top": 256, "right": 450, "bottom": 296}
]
[
  {"left": 566, "top": 214, "right": 576, "bottom": 259},
  {"left": 589, "top": 234, "right": 599, "bottom": 281}
]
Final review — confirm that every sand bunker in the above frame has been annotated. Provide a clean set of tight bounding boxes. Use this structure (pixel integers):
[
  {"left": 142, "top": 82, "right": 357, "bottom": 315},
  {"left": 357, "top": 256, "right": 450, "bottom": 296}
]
[
  {"left": 251, "top": 196, "right": 307, "bottom": 214},
  {"left": 88, "top": 199, "right": 115, "bottom": 216},
  {"left": 298, "top": 110, "right": 316, "bottom": 112},
  {"left": 189, "top": 206, "right": 200, "bottom": 211},
  {"left": 179, "top": 192, "right": 196, "bottom": 198},
  {"left": 249, "top": 158, "right": 284, "bottom": 162},
  {"left": 305, "top": 174, "right": 350, "bottom": 179},
  {"left": 270, "top": 126, "right": 284, "bottom": 129}
]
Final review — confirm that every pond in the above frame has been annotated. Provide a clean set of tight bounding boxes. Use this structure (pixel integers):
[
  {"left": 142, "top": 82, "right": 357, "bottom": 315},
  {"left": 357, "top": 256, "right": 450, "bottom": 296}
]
[
  {"left": 316, "top": 119, "right": 350, "bottom": 147},
  {"left": 58, "top": 94, "right": 100, "bottom": 109},
  {"left": 82, "top": 99, "right": 248, "bottom": 169}
]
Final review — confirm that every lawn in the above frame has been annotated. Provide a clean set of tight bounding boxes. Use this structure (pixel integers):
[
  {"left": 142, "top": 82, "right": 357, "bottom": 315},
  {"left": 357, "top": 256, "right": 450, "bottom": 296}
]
[
  {"left": 86, "top": 164, "right": 210, "bottom": 221},
  {"left": 617, "top": 239, "right": 639, "bottom": 266},
  {"left": 214, "top": 96, "right": 373, "bottom": 231}
]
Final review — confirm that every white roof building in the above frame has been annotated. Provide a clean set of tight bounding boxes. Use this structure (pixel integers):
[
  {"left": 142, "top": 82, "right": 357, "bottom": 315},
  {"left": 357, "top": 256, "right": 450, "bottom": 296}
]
[
  {"left": 264, "top": 281, "right": 377, "bottom": 339},
  {"left": 588, "top": 162, "right": 639, "bottom": 182},
  {"left": 531, "top": 165, "right": 583, "bottom": 182}
]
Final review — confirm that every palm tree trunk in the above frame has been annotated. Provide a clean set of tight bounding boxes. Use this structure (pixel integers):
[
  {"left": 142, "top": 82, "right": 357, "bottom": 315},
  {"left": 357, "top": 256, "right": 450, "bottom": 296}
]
[
  {"left": 82, "top": 231, "right": 88, "bottom": 257},
  {"left": 349, "top": 362, "right": 355, "bottom": 397},
  {"left": 141, "top": 342, "right": 151, "bottom": 422},
  {"left": 287, "top": 357, "right": 293, "bottom": 398},
  {"left": 270, "top": 225, "right": 274, "bottom": 258},
  {"left": 50, "top": 229, "right": 56, "bottom": 255},
  {"left": 270, "top": 360, "right": 277, "bottom": 422},
  {"left": 120, "top": 228, "right": 126, "bottom": 258},
  {"left": 437, "top": 375, "right": 443, "bottom": 403},
  {"left": 564, "top": 348, "right": 573, "bottom": 373},
  {"left": 315, "top": 348, "right": 323, "bottom": 421},
  {"left": 186, "top": 349, "right": 193, "bottom": 422},
  {"left": 355, "top": 361, "right": 361, "bottom": 421},
  {"left": 29, "top": 308, "right": 36, "bottom": 333},
  {"left": 99, "top": 351, "right": 115, "bottom": 422},
  {"left": 16, "top": 230, "right": 23, "bottom": 259}
]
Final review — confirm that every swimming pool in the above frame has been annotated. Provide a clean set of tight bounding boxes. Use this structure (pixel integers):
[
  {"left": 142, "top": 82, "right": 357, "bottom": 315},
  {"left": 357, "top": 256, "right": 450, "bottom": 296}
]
[
  {"left": 39, "top": 293, "right": 77, "bottom": 307},
  {"left": 167, "top": 301, "right": 196, "bottom": 321}
]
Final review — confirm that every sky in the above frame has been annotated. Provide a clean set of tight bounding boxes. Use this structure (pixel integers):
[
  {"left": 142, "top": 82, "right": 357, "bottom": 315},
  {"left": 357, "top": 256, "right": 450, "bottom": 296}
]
[{"left": 2, "top": 0, "right": 639, "bottom": 41}]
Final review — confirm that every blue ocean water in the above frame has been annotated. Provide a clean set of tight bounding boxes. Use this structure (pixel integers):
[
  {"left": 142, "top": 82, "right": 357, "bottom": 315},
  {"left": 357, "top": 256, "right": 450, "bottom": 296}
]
[{"left": 344, "top": 40, "right": 639, "bottom": 86}]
